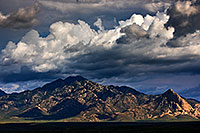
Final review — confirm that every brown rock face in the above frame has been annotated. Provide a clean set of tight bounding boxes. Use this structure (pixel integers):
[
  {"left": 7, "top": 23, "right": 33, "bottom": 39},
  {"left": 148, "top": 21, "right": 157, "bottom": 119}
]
[
  {"left": 0, "top": 76, "right": 199, "bottom": 121},
  {"left": 162, "top": 89, "right": 193, "bottom": 112}
]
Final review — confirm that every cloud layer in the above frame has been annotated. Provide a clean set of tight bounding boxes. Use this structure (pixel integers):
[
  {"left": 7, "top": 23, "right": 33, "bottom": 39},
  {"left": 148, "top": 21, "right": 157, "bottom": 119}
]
[
  {"left": 0, "top": 80, "right": 47, "bottom": 94},
  {"left": 39, "top": 0, "right": 170, "bottom": 14},
  {"left": 0, "top": 2, "right": 40, "bottom": 29},
  {"left": 0, "top": 11, "right": 173, "bottom": 73},
  {"left": 1, "top": 8, "right": 200, "bottom": 85}
]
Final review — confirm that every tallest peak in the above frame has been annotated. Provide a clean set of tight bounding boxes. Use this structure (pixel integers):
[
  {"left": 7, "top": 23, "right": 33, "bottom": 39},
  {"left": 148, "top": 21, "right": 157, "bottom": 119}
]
[
  {"left": 64, "top": 75, "right": 88, "bottom": 84},
  {"left": 162, "top": 88, "right": 180, "bottom": 97},
  {"left": 167, "top": 89, "right": 175, "bottom": 93},
  {"left": 163, "top": 89, "right": 177, "bottom": 95}
]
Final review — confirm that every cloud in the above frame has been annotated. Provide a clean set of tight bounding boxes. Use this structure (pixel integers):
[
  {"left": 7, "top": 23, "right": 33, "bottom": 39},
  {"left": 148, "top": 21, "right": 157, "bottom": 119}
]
[
  {"left": 0, "top": 83, "right": 20, "bottom": 93},
  {"left": 36, "top": 0, "right": 172, "bottom": 31},
  {"left": 0, "top": 2, "right": 40, "bottom": 29},
  {"left": 180, "top": 84, "right": 200, "bottom": 100},
  {"left": 94, "top": 18, "right": 104, "bottom": 32},
  {"left": 174, "top": 0, "right": 199, "bottom": 16},
  {"left": 166, "top": 0, "right": 200, "bottom": 37},
  {"left": 0, "top": 11, "right": 174, "bottom": 73},
  {"left": 167, "top": 30, "right": 200, "bottom": 47},
  {"left": 38, "top": 0, "right": 170, "bottom": 14},
  {"left": 0, "top": 80, "right": 47, "bottom": 94},
  {"left": 0, "top": 7, "right": 200, "bottom": 97},
  {"left": 0, "top": 10, "right": 184, "bottom": 80},
  {"left": 0, "top": 1, "right": 200, "bottom": 100}
]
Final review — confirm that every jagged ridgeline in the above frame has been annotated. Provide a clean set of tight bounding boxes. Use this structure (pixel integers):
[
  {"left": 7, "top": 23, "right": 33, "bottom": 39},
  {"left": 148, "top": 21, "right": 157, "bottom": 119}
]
[{"left": 0, "top": 76, "right": 200, "bottom": 121}]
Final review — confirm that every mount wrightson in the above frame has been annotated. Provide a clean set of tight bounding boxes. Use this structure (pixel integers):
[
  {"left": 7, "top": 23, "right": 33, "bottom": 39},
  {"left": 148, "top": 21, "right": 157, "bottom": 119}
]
[{"left": 0, "top": 76, "right": 200, "bottom": 122}]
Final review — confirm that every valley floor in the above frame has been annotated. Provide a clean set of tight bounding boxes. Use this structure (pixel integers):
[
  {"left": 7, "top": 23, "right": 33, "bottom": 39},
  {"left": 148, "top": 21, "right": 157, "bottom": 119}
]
[{"left": 0, "top": 121, "right": 200, "bottom": 133}]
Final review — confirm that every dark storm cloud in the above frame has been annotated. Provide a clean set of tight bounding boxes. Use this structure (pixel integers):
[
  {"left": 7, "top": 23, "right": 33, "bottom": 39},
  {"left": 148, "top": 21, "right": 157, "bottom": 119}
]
[
  {"left": 0, "top": 65, "right": 62, "bottom": 83},
  {"left": 38, "top": 0, "right": 171, "bottom": 29},
  {"left": 131, "top": 83, "right": 200, "bottom": 101},
  {"left": 0, "top": 2, "right": 40, "bottom": 29},
  {"left": 166, "top": 0, "right": 200, "bottom": 37},
  {"left": 0, "top": 72, "right": 59, "bottom": 83},
  {"left": 180, "top": 85, "right": 200, "bottom": 100},
  {"left": 68, "top": 43, "right": 200, "bottom": 82},
  {"left": 38, "top": 0, "right": 168, "bottom": 14}
]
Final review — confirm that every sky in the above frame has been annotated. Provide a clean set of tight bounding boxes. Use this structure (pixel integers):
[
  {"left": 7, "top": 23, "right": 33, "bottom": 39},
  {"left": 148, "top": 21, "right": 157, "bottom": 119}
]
[{"left": 0, "top": 0, "right": 200, "bottom": 100}]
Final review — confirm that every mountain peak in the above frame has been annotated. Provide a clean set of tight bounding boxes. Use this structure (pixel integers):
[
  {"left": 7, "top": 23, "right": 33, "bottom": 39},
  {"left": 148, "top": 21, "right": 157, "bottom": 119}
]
[
  {"left": 166, "top": 89, "right": 176, "bottom": 94},
  {"left": 64, "top": 75, "right": 88, "bottom": 84},
  {"left": 162, "top": 88, "right": 181, "bottom": 103},
  {"left": 163, "top": 89, "right": 177, "bottom": 95},
  {"left": 41, "top": 76, "right": 88, "bottom": 91},
  {"left": 161, "top": 88, "right": 193, "bottom": 112}
]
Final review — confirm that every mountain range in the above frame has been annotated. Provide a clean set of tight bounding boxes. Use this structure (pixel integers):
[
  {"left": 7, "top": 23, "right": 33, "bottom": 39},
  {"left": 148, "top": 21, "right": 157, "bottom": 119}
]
[{"left": 0, "top": 76, "right": 200, "bottom": 122}]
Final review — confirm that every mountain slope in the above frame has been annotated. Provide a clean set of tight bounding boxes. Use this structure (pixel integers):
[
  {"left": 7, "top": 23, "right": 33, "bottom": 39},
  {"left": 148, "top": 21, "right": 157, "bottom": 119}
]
[
  {"left": 0, "top": 76, "right": 199, "bottom": 121},
  {"left": 0, "top": 89, "right": 6, "bottom": 97}
]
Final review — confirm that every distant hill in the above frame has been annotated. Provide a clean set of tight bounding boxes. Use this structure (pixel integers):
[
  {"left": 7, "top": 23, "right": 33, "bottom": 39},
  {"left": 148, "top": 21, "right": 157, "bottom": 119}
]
[
  {"left": 0, "top": 76, "right": 199, "bottom": 121},
  {"left": 0, "top": 89, "right": 6, "bottom": 97}
]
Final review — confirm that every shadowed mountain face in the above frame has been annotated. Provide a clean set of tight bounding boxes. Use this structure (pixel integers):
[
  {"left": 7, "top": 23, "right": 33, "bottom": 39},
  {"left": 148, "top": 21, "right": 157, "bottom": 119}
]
[
  {"left": 0, "top": 89, "right": 6, "bottom": 97},
  {"left": 0, "top": 76, "right": 200, "bottom": 121}
]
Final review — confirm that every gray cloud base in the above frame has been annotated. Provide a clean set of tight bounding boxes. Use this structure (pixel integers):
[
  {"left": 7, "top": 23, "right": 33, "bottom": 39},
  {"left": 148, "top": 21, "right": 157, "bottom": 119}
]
[
  {"left": 0, "top": 2, "right": 40, "bottom": 29},
  {"left": 1, "top": 10, "right": 200, "bottom": 83},
  {"left": 166, "top": 0, "right": 200, "bottom": 37}
]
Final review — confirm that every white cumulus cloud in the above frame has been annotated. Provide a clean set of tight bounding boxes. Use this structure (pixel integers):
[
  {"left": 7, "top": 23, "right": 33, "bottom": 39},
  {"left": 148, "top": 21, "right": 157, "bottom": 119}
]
[
  {"left": 0, "top": 11, "right": 175, "bottom": 73},
  {"left": 1, "top": 9, "right": 200, "bottom": 86}
]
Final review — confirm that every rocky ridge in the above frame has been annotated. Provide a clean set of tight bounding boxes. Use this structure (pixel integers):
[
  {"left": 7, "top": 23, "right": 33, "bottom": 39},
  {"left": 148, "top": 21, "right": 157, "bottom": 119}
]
[{"left": 0, "top": 76, "right": 199, "bottom": 121}]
